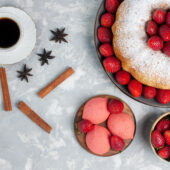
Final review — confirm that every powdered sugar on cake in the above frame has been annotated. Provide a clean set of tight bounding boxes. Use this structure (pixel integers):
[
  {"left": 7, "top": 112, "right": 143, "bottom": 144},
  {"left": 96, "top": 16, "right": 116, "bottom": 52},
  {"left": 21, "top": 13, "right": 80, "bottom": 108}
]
[{"left": 113, "top": 0, "right": 170, "bottom": 89}]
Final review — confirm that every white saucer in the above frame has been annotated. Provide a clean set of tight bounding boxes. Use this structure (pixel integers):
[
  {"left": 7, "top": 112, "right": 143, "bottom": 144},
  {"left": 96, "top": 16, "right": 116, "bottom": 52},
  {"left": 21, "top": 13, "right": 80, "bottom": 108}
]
[{"left": 0, "top": 7, "right": 36, "bottom": 65}]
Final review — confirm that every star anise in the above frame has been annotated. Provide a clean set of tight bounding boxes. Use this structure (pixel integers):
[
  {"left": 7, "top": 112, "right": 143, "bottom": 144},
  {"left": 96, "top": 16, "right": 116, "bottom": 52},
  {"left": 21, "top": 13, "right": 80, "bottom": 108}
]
[
  {"left": 17, "top": 64, "right": 33, "bottom": 82},
  {"left": 37, "top": 49, "right": 55, "bottom": 66},
  {"left": 50, "top": 28, "right": 68, "bottom": 43}
]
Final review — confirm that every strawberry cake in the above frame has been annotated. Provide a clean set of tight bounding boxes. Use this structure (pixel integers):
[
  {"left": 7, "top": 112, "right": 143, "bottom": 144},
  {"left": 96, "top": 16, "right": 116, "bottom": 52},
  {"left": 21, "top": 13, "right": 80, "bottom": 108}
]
[
  {"left": 97, "top": 0, "right": 170, "bottom": 104},
  {"left": 112, "top": 0, "right": 170, "bottom": 89}
]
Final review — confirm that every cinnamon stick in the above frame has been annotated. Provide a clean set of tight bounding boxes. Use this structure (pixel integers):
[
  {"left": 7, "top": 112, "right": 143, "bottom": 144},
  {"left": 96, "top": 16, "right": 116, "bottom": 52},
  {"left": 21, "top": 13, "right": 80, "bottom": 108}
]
[
  {"left": 0, "top": 67, "right": 12, "bottom": 111},
  {"left": 18, "top": 101, "right": 52, "bottom": 133},
  {"left": 38, "top": 67, "right": 75, "bottom": 98}
]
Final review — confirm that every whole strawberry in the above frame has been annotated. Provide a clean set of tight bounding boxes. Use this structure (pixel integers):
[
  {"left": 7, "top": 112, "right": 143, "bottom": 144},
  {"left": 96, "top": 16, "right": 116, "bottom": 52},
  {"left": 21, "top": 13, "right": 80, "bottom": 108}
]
[
  {"left": 151, "top": 130, "right": 165, "bottom": 149},
  {"left": 115, "top": 70, "right": 131, "bottom": 85},
  {"left": 128, "top": 79, "right": 143, "bottom": 98},
  {"left": 103, "top": 56, "right": 121, "bottom": 73},
  {"left": 98, "top": 27, "right": 112, "bottom": 43},
  {"left": 107, "top": 99, "right": 124, "bottom": 114},
  {"left": 99, "top": 43, "right": 114, "bottom": 57},
  {"left": 148, "top": 36, "right": 163, "bottom": 51},
  {"left": 101, "top": 13, "right": 115, "bottom": 28},
  {"left": 153, "top": 9, "right": 166, "bottom": 24},
  {"left": 146, "top": 20, "right": 158, "bottom": 36},
  {"left": 156, "top": 89, "right": 170, "bottom": 104},
  {"left": 110, "top": 135, "right": 125, "bottom": 151},
  {"left": 156, "top": 118, "right": 170, "bottom": 133},
  {"left": 142, "top": 86, "right": 156, "bottom": 99},
  {"left": 105, "top": 0, "right": 120, "bottom": 14},
  {"left": 158, "top": 24, "right": 170, "bottom": 42},
  {"left": 158, "top": 146, "right": 170, "bottom": 159},
  {"left": 164, "top": 130, "right": 170, "bottom": 146},
  {"left": 78, "top": 120, "right": 94, "bottom": 133}
]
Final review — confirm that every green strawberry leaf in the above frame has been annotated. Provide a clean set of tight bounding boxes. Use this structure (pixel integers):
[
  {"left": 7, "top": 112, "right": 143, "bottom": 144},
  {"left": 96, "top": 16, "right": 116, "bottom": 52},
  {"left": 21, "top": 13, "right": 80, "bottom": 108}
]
[{"left": 75, "top": 123, "right": 81, "bottom": 135}]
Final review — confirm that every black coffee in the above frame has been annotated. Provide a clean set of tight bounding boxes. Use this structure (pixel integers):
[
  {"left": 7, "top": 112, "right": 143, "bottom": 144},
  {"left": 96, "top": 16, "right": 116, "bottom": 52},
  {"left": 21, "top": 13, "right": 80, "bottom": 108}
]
[{"left": 0, "top": 18, "right": 20, "bottom": 48}]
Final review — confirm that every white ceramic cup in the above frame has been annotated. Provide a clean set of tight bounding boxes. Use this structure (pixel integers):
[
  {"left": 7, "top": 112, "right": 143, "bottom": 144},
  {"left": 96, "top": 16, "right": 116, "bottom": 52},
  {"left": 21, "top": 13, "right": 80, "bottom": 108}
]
[
  {"left": 0, "top": 14, "right": 23, "bottom": 51},
  {"left": 0, "top": 7, "right": 36, "bottom": 65}
]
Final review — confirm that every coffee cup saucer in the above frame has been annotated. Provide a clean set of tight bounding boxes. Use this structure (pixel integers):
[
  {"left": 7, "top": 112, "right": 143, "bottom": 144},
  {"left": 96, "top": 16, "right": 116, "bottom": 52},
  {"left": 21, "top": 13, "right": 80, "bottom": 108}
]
[{"left": 0, "top": 7, "right": 36, "bottom": 65}]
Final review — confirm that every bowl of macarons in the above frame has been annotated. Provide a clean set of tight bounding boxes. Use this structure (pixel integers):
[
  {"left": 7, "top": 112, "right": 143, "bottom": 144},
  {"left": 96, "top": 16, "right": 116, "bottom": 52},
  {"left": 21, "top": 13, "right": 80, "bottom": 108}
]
[
  {"left": 150, "top": 112, "right": 170, "bottom": 162},
  {"left": 74, "top": 95, "right": 136, "bottom": 156}
]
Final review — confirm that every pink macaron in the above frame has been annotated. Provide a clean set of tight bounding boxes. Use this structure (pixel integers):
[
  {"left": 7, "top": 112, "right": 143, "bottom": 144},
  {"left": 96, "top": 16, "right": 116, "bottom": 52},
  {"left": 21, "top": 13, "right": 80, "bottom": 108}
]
[
  {"left": 83, "top": 97, "right": 110, "bottom": 124},
  {"left": 107, "top": 112, "right": 135, "bottom": 139},
  {"left": 86, "top": 125, "right": 111, "bottom": 155}
]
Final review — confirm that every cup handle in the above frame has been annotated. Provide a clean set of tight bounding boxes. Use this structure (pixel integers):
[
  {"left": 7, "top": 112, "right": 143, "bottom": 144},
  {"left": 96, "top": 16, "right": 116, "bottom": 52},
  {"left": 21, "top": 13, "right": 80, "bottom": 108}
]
[{"left": 0, "top": 67, "right": 12, "bottom": 111}]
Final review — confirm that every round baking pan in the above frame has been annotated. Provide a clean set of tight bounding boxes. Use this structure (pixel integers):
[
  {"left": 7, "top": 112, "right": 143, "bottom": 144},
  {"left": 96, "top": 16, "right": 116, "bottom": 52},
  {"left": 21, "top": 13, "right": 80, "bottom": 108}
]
[{"left": 94, "top": 0, "right": 170, "bottom": 108}]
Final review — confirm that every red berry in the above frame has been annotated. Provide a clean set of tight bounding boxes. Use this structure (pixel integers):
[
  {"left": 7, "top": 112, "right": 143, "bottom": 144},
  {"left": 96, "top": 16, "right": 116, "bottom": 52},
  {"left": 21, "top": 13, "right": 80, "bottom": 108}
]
[
  {"left": 151, "top": 130, "right": 165, "bottom": 149},
  {"left": 103, "top": 56, "right": 121, "bottom": 73},
  {"left": 156, "top": 118, "right": 170, "bottom": 133},
  {"left": 107, "top": 99, "right": 124, "bottom": 114},
  {"left": 101, "top": 13, "right": 115, "bottom": 28},
  {"left": 166, "top": 12, "right": 170, "bottom": 27},
  {"left": 142, "top": 86, "right": 156, "bottom": 99},
  {"left": 146, "top": 20, "right": 158, "bottom": 36},
  {"left": 164, "top": 130, "right": 170, "bottom": 146},
  {"left": 156, "top": 89, "right": 170, "bottom": 104},
  {"left": 105, "top": 0, "right": 120, "bottom": 14},
  {"left": 99, "top": 43, "right": 114, "bottom": 57},
  {"left": 110, "top": 135, "right": 125, "bottom": 151},
  {"left": 115, "top": 70, "right": 131, "bottom": 85},
  {"left": 158, "top": 146, "right": 170, "bottom": 159},
  {"left": 158, "top": 24, "right": 170, "bottom": 42},
  {"left": 148, "top": 36, "right": 163, "bottom": 51},
  {"left": 128, "top": 79, "right": 143, "bottom": 98},
  {"left": 78, "top": 120, "right": 94, "bottom": 133},
  {"left": 98, "top": 27, "right": 112, "bottom": 43},
  {"left": 163, "top": 41, "right": 170, "bottom": 57},
  {"left": 153, "top": 9, "right": 166, "bottom": 24}
]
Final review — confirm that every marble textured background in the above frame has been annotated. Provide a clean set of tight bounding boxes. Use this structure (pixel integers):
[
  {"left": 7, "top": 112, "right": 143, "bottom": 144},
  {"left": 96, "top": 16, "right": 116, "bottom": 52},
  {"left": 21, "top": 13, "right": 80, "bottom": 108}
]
[{"left": 0, "top": 0, "right": 169, "bottom": 169}]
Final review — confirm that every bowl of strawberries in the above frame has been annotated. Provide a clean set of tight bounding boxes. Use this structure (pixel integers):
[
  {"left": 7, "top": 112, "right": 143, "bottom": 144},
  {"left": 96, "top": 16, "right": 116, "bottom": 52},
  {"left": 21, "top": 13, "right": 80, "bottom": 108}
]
[
  {"left": 74, "top": 95, "right": 136, "bottom": 156},
  {"left": 150, "top": 112, "right": 170, "bottom": 162},
  {"left": 94, "top": 0, "right": 170, "bottom": 107}
]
